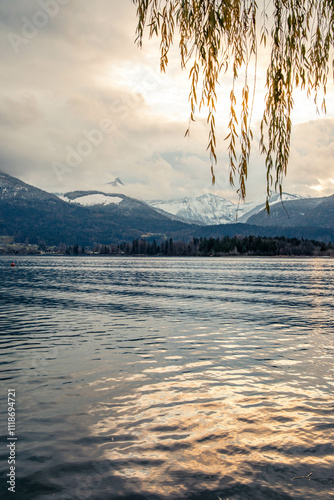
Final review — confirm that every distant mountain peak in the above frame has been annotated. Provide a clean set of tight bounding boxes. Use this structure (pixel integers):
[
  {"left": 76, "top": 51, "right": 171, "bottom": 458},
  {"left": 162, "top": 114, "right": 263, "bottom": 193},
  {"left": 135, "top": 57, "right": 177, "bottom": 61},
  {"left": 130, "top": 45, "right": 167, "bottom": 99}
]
[
  {"left": 0, "top": 174, "right": 189, "bottom": 246},
  {"left": 1, "top": 173, "right": 333, "bottom": 245},
  {"left": 147, "top": 193, "right": 236, "bottom": 225},
  {"left": 146, "top": 191, "right": 307, "bottom": 226},
  {"left": 107, "top": 177, "right": 125, "bottom": 187}
]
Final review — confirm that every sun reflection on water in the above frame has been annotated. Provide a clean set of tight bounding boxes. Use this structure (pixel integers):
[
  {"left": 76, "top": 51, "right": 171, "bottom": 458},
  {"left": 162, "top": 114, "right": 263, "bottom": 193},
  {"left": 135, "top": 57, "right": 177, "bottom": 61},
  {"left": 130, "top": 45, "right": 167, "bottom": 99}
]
[
  {"left": 1, "top": 256, "right": 333, "bottom": 499},
  {"left": 87, "top": 358, "right": 334, "bottom": 499}
]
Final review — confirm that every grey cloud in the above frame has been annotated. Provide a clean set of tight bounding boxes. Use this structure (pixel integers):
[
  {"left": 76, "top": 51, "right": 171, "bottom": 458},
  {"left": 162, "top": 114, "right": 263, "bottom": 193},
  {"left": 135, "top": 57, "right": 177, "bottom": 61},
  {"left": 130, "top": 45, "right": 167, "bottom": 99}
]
[
  {"left": 0, "top": 0, "right": 333, "bottom": 202},
  {"left": 0, "top": 96, "right": 42, "bottom": 129}
]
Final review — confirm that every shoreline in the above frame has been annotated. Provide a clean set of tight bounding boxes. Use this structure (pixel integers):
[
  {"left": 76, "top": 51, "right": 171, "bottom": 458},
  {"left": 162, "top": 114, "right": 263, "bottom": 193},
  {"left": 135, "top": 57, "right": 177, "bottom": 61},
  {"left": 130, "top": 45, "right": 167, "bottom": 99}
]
[{"left": 1, "top": 253, "right": 333, "bottom": 259}]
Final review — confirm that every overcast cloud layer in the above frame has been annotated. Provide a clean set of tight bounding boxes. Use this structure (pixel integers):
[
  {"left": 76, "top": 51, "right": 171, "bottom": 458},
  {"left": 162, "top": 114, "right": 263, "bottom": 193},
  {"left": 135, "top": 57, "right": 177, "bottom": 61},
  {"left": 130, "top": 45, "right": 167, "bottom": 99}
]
[{"left": 0, "top": 0, "right": 333, "bottom": 202}]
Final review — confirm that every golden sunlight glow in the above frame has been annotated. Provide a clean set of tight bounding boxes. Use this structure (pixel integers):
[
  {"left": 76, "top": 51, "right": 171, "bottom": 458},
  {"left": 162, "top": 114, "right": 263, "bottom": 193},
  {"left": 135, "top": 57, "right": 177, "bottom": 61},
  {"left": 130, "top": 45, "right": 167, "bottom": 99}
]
[{"left": 310, "top": 184, "right": 324, "bottom": 192}]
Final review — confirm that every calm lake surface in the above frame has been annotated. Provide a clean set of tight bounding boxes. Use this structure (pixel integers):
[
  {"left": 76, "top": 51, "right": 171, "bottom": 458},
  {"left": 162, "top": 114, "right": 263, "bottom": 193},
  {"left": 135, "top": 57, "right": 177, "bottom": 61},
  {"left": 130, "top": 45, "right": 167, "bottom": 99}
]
[{"left": 0, "top": 256, "right": 333, "bottom": 500}]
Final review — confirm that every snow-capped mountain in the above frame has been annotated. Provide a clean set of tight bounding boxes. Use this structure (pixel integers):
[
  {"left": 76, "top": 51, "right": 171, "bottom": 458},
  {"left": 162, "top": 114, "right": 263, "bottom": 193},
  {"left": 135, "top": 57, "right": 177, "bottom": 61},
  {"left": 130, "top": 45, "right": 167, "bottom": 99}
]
[
  {"left": 146, "top": 192, "right": 306, "bottom": 226},
  {"left": 0, "top": 174, "right": 189, "bottom": 245},
  {"left": 247, "top": 193, "right": 334, "bottom": 228},
  {"left": 236, "top": 192, "right": 306, "bottom": 223},
  {"left": 2, "top": 172, "right": 334, "bottom": 244},
  {"left": 147, "top": 194, "right": 237, "bottom": 225},
  {"left": 57, "top": 188, "right": 306, "bottom": 226}
]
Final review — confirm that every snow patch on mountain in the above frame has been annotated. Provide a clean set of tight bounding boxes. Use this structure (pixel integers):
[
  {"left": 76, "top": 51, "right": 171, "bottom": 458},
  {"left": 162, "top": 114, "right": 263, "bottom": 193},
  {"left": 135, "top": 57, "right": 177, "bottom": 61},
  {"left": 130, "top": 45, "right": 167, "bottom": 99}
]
[{"left": 59, "top": 194, "right": 123, "bottom": 206}]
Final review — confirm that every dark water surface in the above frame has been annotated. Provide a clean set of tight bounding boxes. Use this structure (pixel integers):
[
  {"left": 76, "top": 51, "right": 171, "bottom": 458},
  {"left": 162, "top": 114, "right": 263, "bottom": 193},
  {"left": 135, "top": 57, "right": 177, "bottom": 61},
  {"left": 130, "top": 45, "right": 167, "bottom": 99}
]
[{"left": 0, "top": 256, "right": 333, "bottom": 500}]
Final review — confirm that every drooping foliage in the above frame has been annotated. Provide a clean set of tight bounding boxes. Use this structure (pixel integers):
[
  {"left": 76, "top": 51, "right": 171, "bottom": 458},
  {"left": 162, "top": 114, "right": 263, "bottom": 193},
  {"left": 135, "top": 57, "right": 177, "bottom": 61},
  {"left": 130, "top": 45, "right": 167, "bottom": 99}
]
[{"left": 133, "top": 0, "right": 334, "bottom": 208}]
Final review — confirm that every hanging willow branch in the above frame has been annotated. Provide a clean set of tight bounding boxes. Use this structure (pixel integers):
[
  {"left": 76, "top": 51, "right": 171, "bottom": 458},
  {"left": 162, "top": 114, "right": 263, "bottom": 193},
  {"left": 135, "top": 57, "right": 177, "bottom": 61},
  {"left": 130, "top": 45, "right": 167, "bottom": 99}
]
[{"left": 133, "top": 0, "right": 334, "bottom": 206}]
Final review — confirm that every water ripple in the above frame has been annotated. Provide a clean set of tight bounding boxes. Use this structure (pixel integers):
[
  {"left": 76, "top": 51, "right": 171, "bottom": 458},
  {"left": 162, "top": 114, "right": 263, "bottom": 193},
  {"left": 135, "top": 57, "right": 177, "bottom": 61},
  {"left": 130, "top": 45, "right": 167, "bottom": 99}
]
[{"left": 0, "top": 256, "right": 333, "bottom": 499}]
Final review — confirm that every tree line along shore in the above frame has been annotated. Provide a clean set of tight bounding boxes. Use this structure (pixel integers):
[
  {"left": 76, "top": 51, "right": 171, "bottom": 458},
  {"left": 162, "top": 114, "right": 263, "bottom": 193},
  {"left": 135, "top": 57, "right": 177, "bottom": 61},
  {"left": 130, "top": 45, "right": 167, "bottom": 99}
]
[
  {"left": 3, "top": 235, "right": 331, "bottom": 257},
  {"left": 90, "top": 236, "right": 334, "bottom": 257}
]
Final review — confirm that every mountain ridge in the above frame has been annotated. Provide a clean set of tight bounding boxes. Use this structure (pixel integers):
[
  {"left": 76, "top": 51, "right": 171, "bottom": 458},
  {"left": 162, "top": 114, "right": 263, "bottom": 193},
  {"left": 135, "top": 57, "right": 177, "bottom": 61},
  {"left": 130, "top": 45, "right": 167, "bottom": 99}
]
[
  {"left": 0, "top": 172, "right": 191, "bottom": 245},
  {"left": 1, "top": 172, "right": 333, "bottom": 245}
]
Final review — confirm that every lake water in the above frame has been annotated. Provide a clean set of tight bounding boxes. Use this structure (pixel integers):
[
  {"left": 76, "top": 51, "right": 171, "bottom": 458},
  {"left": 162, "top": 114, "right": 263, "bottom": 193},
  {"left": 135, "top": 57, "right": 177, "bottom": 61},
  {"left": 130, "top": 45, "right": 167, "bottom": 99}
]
[{"left": 0, "top": 256, "right": 333, "bottom": 500}]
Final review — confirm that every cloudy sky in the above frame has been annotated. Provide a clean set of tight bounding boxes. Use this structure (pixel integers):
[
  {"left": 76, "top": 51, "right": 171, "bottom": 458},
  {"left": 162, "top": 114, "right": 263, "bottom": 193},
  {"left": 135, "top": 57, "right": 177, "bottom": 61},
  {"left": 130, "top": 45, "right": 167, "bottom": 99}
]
[{"left": 0, "top": 0, "right": 333, "bottom": 203}]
